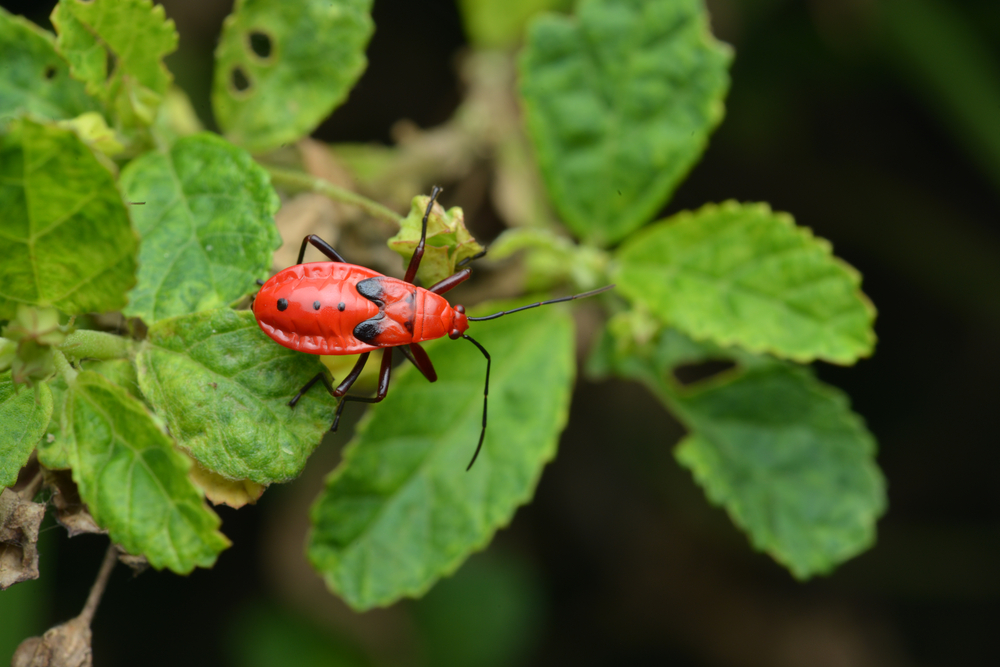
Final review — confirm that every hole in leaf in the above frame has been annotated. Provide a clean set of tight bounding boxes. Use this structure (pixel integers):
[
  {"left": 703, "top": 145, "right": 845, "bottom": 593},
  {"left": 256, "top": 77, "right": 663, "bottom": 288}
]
[
  {"left": 231, "top": 66, "right": 251, "bottom": 92},
  {"left": 672, "top": 360, "right": 736, "bottom": 386},
  {"left": 249, "top": 31, "right": 272, "bottom": 59},
  {"left": 106, "top": 51, "right": 117, "bottom": 82},
  {"left": 43, "top": 65, "right": 56, "bottom": 80}
]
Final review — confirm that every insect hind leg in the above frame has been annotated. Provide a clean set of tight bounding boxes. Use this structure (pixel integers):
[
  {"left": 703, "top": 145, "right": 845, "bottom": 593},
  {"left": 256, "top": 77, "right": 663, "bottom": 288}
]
[{"left": 331, "top": 348, "right": 393, "bottom": 431}]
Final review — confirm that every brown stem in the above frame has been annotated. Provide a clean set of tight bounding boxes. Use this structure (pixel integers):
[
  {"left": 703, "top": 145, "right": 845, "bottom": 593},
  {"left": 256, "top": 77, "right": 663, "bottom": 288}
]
[
  {"left": 78, "top": 543, "right": 118, "bottom": 625},
  {"left": 265, "top": 166, "right": 402, "bottom": 225}
]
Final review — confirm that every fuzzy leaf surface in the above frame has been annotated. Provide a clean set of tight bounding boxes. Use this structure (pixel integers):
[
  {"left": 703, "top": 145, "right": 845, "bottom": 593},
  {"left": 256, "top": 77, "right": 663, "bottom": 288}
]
[
  {"left": 615, "top": 202, "right": 876, "bottom": 364},
  {"left": 0, "top": 119, "right": 136, "bottom": 319},
  {"left": 309, "top": 302, "right": 575, "bottom": 610},
  {"left": 136, "top": 309, "right": 333, "bottom": 485},
  {"left": 120, "top": 133, "right": 281, "bottom": 324},
  {"left": 520, "top": 0, "right": 731, "bottom": 245},
  {"left": 62, "top": 371, "right": 229, "bottom": 572},
  {"left": 0, "top": 371, "right": 52, "bottom": 488},
  {"left": 671, "top": 366, "right": 886, "bottom": 578},
  {"left": 51, "top": 0, "right": 177, "bottom": 125},
  {"left": 0, "top": 7, "right": 98, "bottom": 121},
  {"left": 213, "top": 0, "right": 374, "bottom": 153}
]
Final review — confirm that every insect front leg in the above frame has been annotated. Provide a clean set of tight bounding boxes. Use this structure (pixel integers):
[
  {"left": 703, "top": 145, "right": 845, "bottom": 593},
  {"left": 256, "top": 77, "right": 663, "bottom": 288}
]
[
  {"left": 403, "top": 186, "right": 443, "bottom": 284},
  {"left": 297, "top": 234, "right": 348, "bottom": 265}
]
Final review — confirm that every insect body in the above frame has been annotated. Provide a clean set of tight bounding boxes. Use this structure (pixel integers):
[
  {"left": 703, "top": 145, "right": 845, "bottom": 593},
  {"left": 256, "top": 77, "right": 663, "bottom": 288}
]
[
  {"left": 254, "top": 263, "right": 468, "bottom": 355},
  {"left": 253, "top": 187, "right": 612, "bottom": 469}
]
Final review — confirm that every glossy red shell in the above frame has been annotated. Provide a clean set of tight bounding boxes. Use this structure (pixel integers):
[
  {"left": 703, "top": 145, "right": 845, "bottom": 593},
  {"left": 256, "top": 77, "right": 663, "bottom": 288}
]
[{"left": 253, "top": 262, "right": 469, "bottom": 355}]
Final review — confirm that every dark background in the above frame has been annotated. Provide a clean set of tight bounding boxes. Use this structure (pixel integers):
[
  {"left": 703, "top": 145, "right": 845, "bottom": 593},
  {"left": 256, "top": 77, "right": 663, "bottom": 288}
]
[{"left": 2, "top": 1, "right": 998, "bottom": 665}]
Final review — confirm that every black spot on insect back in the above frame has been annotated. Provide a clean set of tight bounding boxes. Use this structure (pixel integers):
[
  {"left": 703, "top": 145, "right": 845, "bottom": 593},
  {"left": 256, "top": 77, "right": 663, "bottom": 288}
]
[
  {"left": 338, "top": 302, "right": 346, "bottom": 312},
  {"left": 313, "top": 301, "right": 321, "bottom": 310},
  {"left": 277, "top": 298, "right": 288, "bottom": 311}
]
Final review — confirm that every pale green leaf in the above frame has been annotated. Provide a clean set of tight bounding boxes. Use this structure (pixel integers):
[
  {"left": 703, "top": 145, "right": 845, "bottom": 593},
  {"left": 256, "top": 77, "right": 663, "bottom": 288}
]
[
  {"left": 671, "top": 366, "right": 886, "bottom": 578},
  {"left": 309, "top": 302, "right": 575, "bottom": 610},
  {"left": 614, "top": 201, "right": 877, "bottom": 364},
  {"left": 0, "top": 371, "right": 53, "bottom": 488},
  {"left": 520, "top": 0, "right": 731, "bottom": 245},
  {"left": 62, "top": 371, "right": 229, "bottom": 572},
  {"left": 51, "top": 0, "right": 177, "bottom": 125},
  {"left": 136, "top": 309, "right": 333, "bottom": 485},
  {"left": 0, "top": 118, "right": 137, "bottom": 319},
  {"left": 120, "top": 133, "right": 281, "bottom": 324},
  {"left": 387, "top": 195, "right": 485, "bottom": 287},
  {"left": 213, "top": 0, "right": 374, "bottom": 153},
  {"left": 0, "top": 7, "right": 99, "bottom": 121}
]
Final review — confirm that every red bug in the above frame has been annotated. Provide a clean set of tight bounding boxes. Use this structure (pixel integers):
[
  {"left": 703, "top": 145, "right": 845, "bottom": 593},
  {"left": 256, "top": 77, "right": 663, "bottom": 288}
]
[{"left": 253, "top": 187, "right": 613, "bottom": 469}]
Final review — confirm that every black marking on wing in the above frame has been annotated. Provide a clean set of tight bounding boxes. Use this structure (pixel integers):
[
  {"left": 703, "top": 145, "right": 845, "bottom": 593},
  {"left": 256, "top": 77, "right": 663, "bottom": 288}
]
[
  {"left": 356, "top": 277, "right": 386, "bottom": 305},
  {"left": 353, "top": 313, "right": 385, "bottom": 343}
]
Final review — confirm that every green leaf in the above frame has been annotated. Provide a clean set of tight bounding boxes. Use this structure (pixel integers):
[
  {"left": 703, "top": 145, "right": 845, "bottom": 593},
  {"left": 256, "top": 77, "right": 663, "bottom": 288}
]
[
  {"left": 387, "top": 195, "right": 485, "bottom": 287},
  {"left": 37, "top": 374, "right": 69, "bottom": 470},
  {"left": 308, "top": 301, "right": 575, "bottom": 610},
  {"left": 136, "top": 309, "right": 333, "bottom": 485},
  {"left": 0, "top": 371, "right": 53, "bottom": 488},
  {"left": 519, "top": 0, "right": 731, "bottom": 246},
  {"left": 0, "top": 7, "right": 99, "bottom": 121},
  {"left": 62, "top": 371, "right": 229, "bottom": 572},
  {"left": 51, "top": 0, "right": 178, "bottom": 126},
  {"left": 212, "top": 0, "right": 374, "bottom": 154},
  {"left": 120, "top": 133, "right": 281, "bottom": 324},
  {"left": 614, "top": 201, "right": 877, "bottom": 365},
  {"left": 0, "top": 118, "right": 137, "bottom": 319},
  {"left": 671, "top": 366, "right": 886, "bottom": 579},
  {"left": 458, "top": 0, "right": 570, "bottom": 49}
]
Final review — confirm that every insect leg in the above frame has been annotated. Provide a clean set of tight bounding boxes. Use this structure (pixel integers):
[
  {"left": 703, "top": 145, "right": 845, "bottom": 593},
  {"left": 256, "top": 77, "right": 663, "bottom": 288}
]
[
  {"left": 461, "top": 334, "right": 491, "bottom": 471},
  {"left": 297, "top": 234, "right": 347, "bottom": 265},
  {"left": 288, "top": 371, "right": 335, "bottom": 408},
  {"left": 427, "top": 267, "right": 471, "bottom": 295},
  {"left": 457, "top": 248, "right": 486, "bottom": 267},
  {"left": 403, "top": 186, "right": 443, "bottom": 284},
  {"left": 332, "top": 352, "right": 371, "bottom": 397},
  {"left": 398, "top": 342, "right": 437, "bottom": 382},
  {"left": 331, "top": 348, "right": 393, "bottom": 432}
]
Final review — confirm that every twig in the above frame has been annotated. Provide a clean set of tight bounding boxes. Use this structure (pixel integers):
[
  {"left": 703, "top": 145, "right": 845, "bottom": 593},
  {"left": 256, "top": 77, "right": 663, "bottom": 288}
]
[
  {"left": 78, "top": 543, "right": 118, "bottom": 625},
  {"left": 265, "top": 166, "right": 402, "bottom": 225}
]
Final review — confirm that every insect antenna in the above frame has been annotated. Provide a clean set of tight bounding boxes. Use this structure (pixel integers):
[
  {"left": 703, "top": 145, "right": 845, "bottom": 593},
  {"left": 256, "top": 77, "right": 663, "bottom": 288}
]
[
  {"left": 466, "top": 285, "right": 615, "bottom": 322},
  {"left": 462, "top": 334, "right": 490, "bottom": 471}
]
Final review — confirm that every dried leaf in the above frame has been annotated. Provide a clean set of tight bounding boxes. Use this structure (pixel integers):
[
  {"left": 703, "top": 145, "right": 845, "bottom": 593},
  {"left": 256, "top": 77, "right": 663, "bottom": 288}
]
[
  {"left": 43, "top": 469, "right": 105, "bottom": 538},
  {"left": 12, "top": 615, "right": 92, "bottom": 667},
  {"left": 0, "top": 487, "right": 45, "bottom": 589}
]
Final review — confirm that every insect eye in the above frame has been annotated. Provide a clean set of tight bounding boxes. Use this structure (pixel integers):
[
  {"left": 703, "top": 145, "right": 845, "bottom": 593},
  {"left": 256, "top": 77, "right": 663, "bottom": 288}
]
[{"left": 277, "top": 298, "right": 288, "bottom": 311}]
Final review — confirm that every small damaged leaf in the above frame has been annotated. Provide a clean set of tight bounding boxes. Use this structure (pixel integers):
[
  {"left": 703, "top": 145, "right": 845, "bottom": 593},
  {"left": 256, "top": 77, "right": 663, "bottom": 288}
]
[
  {"left": 212, "top": 0, "right": 374, "bottom": 153},
  {"left": 388, "top": 195, "right": 485, "bottom": 287},
  {"left": 0, "top": 487, "right": 45, "bottom": 590}
]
